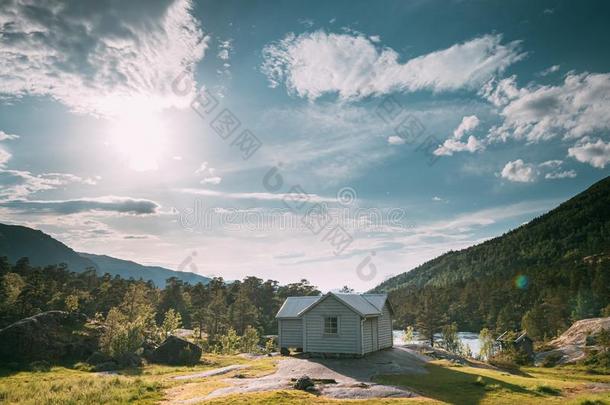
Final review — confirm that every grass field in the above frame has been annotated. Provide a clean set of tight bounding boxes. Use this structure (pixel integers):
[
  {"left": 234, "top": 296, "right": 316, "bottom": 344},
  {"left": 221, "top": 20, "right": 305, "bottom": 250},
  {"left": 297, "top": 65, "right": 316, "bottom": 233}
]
[
  {"left": 376, "top": 360, "right": 610, "bottom": 405},
  {"left": 0, "top": 356, "right": 608, "bottom": 404}
]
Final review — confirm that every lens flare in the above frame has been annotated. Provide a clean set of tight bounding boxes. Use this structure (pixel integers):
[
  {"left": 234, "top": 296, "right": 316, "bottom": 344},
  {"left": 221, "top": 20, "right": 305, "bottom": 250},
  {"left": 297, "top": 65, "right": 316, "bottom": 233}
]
[{"left": 514, "top": 274, "right": 528, "bottom": 289}]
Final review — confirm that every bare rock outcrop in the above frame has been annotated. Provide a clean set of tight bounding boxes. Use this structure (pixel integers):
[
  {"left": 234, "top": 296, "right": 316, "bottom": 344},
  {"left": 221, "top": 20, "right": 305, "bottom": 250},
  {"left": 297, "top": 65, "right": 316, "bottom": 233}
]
[{"left": 536, "top": 317, "right": 610, "bottom": 365}]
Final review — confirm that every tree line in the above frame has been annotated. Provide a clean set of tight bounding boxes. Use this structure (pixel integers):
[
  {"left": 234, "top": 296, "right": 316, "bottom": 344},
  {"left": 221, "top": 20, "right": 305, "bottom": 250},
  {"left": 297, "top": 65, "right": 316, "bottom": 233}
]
[{"left": 0, "top": 257, "right": 321, "bottom": 342}]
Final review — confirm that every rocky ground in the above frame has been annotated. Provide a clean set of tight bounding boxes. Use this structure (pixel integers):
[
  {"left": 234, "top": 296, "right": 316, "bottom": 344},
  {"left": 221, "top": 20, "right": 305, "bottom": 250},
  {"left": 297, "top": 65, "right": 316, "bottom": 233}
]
[
  {"left": 536, "top": 316, "right": 610, "bottom": 365},
  {"left": 199, "top": 346, "right": 426, "bottom": 400}
]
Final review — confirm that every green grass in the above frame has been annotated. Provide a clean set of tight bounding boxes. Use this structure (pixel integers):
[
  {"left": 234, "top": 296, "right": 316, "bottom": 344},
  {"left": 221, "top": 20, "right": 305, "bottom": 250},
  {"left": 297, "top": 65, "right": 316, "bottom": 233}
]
[
  {"left": 0, "top": 367, "right": 161, "bottom": 405},
  {"left": 375, "top": 360, "right": 610, "bottom": 405},
  {"left": 1, "top": 356, "right": 608, "bottom": 405},
  {"left": 0, "top": 354, "right": 278, "bottom": 405}
]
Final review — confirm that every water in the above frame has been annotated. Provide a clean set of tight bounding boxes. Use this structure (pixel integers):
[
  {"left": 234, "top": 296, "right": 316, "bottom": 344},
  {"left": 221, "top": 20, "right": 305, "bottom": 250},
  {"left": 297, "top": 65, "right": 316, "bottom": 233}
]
[{"left": 393, "top": 330, "right": 482, "bottom": 356}]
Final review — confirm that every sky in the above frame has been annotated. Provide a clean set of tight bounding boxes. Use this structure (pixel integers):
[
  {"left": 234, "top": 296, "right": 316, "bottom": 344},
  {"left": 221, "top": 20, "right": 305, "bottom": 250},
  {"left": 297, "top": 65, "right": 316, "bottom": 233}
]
[{"left": 0, "top": 0, "right": 609, "bottom": 291}]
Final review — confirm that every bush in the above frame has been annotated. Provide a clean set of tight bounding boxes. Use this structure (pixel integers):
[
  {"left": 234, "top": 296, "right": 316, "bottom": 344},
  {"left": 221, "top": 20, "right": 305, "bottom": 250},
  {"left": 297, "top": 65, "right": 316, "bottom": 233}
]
[
  {"left": 264, "top": 337, "right": 276, "bottom": 354},
  {"left": 535, "top": 385, "right": 561, "bottom": 395},
  {"left": 86, "top": 351, "right": 112, "bottom": 366},
  {"left": 240, "top": 326, "right": 260, "bottom": 354},
  {"left": 99, "top": 308, "right": 145, "bottom": 360},
  {"left": 218, "top": 328, "right": 240, "bottom": 355},
  {"left": 28, "top": 360, "right": 51, "bottom": 372},
  {"left": 542, "top": 352, "right": 562, "bottom": 368},
  {"left": 489, "top": 352, "right": 520, "bottom": 371}
]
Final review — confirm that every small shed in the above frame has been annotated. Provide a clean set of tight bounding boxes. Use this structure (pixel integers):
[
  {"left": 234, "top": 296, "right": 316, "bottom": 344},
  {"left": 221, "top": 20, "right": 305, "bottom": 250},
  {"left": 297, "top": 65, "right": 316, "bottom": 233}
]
[
  {"left": 276, "top": 292, "right": 393, "bottom": 356},
  {"left": 496, "top": 331, "right": 534, "bottom": 358}
]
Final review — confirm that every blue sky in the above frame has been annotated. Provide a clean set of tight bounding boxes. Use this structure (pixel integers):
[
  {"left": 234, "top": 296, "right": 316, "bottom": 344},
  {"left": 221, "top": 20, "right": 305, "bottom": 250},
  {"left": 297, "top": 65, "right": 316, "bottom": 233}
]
[{"left": 0, "top": 0, "right": 609, "bottom": 291}]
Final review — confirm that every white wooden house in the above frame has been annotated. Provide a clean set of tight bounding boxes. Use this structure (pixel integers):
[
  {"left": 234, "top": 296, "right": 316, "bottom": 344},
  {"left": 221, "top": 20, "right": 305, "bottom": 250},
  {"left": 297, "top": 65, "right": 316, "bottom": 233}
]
[{"left": 276, "top": 292, "right": 393, "bottom": 355}]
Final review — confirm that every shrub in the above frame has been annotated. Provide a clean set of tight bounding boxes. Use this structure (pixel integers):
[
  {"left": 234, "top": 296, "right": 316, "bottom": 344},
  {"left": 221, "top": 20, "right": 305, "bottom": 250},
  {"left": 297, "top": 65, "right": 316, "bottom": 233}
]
[
  {"left": 264, "top": 337, "right": 277, "bottom": 354},
  {"left": 240, "top": 326, "right": 260, "bottom": 353},
  {"left": 99, "top": 308, "right": 145, "bottom": 360},
  {"left": 28, "top": 360, "right": 51, "bottom": 372},
  {"left": 489, "top": 352, "right": 520, "bottom": 371},
  {"left": 535, "top": 385, "right": 561, "bottom": 395},
  {"left": 218, "top": 328, "right": 240, "bottom": 355},
  {"left": 403, "top": 325, "right": 414, "bottom": 344},
  {"left": 542, "top": 352, "right": 562, "bottom": 368}
]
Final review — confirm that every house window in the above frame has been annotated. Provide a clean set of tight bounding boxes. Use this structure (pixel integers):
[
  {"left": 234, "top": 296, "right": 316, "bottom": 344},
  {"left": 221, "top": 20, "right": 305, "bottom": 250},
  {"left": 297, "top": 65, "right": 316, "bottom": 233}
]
[{"left": 324, "top": 316, "right": 338, "bottom": 334}]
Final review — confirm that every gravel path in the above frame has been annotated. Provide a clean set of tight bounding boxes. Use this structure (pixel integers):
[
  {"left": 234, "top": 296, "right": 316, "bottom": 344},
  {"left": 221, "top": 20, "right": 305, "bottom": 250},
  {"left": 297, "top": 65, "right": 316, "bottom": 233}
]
[
  {"left": 205, "top": 346, "right": 427, "bottom": 400},
  {"left": 173, "top": 365, "right": 248, "bottom": 380}
]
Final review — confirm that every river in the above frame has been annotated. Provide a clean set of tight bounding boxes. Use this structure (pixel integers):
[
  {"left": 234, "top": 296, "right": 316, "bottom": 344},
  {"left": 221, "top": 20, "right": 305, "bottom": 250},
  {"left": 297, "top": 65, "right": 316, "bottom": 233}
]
[{"left": 393, "top": 330, "right": 482, "bottom": 356}]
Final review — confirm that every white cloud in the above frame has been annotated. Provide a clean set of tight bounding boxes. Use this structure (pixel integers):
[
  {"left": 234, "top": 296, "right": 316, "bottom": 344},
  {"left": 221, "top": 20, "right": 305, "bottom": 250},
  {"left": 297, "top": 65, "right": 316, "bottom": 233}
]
[
  {"left": 387, "top": 135, "right": 406, "bottom": 145},
  {"left": 500, "top": 159, "right": 578, "bottom": 182},
  {"left": 545, "top": 170, "right": 577, "bottom": 179},
  {"left": 539, "top": 64, "right": 560, "bottom": 76},
  {"left": 484, "top": 73, "right": 610, "bottom": 143},
  {"left": 568, "top": 138, "right": 610, "bottom": 168},
  {"left": 0, "top": 196, "right": 159, "bottom": 215},
  {"left": 501, "top": 159, "right": 537, "bottom": 182},
  {"left": 434, "top": 115, "right": 484, "bottom": 156},
  {"left": 0, "top": 0, "right": 207, "bottom": 117},
  {"left": 453, "top": 115, "right": 480, "bottom": 139},
  {"left": 217, "top": 39, "right": 233, "bottom": 61},
  {"left": 200, "top": 176, "right": 222, "bottom": 185},
  {"left": 195, "top": 162, "right": 222, "bottom": 185},
  {"left": 0, "top": 149, "right": 11, "bottom": 167},
  {"left": 0, "top": 170, "right": 97, "bottom": 199},
  {"left": 179, "top": 188, "right": 336, "bottom": 203},
  {"left": 0, "top": 130, "right": 19, "bottom": 141},
  {"left": 262, "top": 31, "right": 524, "bottom": 101},
  {"left": 0, "top": 130, "right": 18, "bottom": 166}
]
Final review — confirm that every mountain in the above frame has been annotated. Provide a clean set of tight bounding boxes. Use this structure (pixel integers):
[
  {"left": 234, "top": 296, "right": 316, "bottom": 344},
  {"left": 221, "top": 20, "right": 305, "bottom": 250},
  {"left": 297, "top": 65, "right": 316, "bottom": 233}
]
[
  {"left": 79, "top": 253, "right": 210, "bottom": 287},
  {"left": 0, "top": 223, "right": 98, "bottom": 272},
  {"left": 373, "top": 176, "right": 610, "bottom": 334},
  {"left": 0, "top": 223, "right": 210, "bottom": 287}
]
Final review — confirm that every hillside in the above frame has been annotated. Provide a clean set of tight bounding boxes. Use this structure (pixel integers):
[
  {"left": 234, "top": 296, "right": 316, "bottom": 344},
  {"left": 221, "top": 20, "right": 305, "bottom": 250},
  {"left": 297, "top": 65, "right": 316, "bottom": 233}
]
[
  {"left": 373, "top": 176, "right": 610, "bottom": 334},
  {"left": 0, "top": 223, "right": 210, "bottom": 287},
  {"left": 0, "top": 223, "right": 98, "bottom": 272},
  {"left": 80, "top": 253, "right": 210, "bottom": 287}
]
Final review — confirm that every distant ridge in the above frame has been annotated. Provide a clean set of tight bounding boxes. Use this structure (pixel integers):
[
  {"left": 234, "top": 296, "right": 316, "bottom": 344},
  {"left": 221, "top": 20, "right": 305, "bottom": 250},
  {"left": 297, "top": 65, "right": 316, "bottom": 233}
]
[
  {"left": 0, "top": 223, "right": 210, "bottom": 287},
  {"left": 80, "top": 252, "right": 211, "bottom": 287}
]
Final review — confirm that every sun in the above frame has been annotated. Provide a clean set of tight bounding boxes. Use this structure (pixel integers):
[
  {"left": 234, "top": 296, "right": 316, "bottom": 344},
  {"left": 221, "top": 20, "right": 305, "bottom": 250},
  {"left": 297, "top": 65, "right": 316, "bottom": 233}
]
[{"left": 108, "top": 107, "right": 169, "bottom": 172}]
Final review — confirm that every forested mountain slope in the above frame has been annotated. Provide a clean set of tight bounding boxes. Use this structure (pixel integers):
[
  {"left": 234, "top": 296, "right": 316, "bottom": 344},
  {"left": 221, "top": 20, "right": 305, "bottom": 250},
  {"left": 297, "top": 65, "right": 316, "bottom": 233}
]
[
  {"left": 0, "top": 223, "right": 210, "bottom": 287},
  {"left": 373, "top": 176, "right": 610, "bottom": 336}
]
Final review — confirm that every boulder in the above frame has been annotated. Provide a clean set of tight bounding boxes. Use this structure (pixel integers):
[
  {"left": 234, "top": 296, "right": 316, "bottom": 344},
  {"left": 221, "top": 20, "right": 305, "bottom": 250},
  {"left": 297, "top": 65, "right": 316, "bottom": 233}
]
[
  {"left": 150, "top": 336, "right": 202, "bottom": 365},
  {"left": 536, "top": 317, "right": 610, "bottom": 365},
  {"left": 0, "top": 311, "right": 96, "bottom": 364},
  {"left": 294, "top": 375, "right": 315, "bottom": 391}
]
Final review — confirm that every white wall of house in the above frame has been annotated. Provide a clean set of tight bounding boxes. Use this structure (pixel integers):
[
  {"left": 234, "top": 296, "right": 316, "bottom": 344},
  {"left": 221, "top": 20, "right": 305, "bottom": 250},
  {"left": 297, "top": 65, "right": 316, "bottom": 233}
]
[
  {"left": 378, "top": 303, "right": 393, "bottom": 349},
  {"left": 278, "top": 319, "right": 303, "bottom": 348},
  {"left": 362, "top": 317, "right": 379, "bottom": 354},
  {"left": 302, "top": 295, "right": 361, "bottom": 354}
]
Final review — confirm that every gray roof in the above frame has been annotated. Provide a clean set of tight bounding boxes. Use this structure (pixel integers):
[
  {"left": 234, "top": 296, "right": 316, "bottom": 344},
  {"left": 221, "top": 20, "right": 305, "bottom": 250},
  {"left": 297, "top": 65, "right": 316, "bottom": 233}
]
[
  {"left": 275, "top": 296, "right": 321, "bottom": 318},
  {"left": 332, "top": 293, "right": 382, "bottom": 316},
  {"left": 361, "top": 294, "right": 389, "bottom": 312},
  {"left": 276, "top": 292, "right": 389, "bottom": 318}
]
